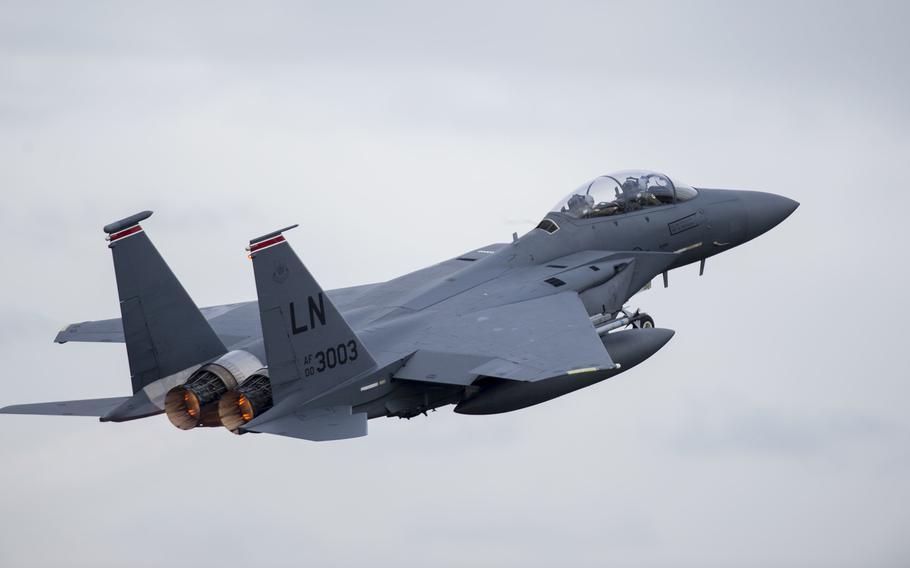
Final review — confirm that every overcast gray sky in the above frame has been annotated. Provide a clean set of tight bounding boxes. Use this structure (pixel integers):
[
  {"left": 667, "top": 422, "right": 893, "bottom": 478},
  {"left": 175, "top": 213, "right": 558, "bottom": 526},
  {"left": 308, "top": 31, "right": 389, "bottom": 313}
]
[{"left": 1, "top": 1, "right": 908, "bottom": 566}]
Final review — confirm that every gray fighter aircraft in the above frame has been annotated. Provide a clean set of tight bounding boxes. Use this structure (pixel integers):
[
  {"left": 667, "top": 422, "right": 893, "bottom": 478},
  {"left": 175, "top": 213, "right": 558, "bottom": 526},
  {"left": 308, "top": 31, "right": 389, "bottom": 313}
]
[{"left": 1, "top": 170, "right": 797, "bottom": 441}]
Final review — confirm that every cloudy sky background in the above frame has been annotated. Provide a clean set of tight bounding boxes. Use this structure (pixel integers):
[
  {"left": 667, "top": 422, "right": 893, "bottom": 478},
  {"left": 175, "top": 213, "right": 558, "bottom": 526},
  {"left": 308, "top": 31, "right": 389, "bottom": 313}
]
[{"left": 1, "top": 1, "right": 908, "bottom": 566}]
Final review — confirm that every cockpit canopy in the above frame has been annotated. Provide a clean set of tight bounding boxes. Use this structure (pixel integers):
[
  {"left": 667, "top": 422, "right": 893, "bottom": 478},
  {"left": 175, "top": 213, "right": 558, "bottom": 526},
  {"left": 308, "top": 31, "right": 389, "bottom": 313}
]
[{"left": 550, "top": 170, "right": 697, "bottom": 220}]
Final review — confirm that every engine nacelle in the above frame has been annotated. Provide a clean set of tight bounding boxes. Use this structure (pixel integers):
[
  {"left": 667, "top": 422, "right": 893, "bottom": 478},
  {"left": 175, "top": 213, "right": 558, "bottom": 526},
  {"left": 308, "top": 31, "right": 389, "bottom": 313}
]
[
  {"left": 164, "top": 350, "right": 264, "bottom": 430},
  {"left": 218, "top": 371, "right": 273, "bottom": 433}
]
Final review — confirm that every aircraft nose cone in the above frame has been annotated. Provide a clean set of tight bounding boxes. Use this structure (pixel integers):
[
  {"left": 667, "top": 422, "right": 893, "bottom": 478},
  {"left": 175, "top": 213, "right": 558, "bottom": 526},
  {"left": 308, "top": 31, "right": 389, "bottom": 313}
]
[{"left": 743, "top": 191, "right": 799, "bottom": 239}]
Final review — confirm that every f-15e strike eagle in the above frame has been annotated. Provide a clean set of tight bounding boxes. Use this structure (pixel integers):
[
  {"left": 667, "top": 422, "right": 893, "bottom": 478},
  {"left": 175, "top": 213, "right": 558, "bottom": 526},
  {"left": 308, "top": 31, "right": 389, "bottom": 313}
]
[{"left": 1, "top": 170, "right": 798, "bottom": 441}]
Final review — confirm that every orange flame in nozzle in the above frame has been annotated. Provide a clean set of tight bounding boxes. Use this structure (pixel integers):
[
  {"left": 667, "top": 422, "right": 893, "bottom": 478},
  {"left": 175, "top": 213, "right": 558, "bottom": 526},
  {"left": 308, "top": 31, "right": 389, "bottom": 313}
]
[
  {"left": 184, "top": 391, "right": 199, "bottom": 417},
  {"left": 165, "top": 387, "right": 204, "bottom": 430},
  {"left": 238, "top": 395, "right": 253, "bottom": 422}
]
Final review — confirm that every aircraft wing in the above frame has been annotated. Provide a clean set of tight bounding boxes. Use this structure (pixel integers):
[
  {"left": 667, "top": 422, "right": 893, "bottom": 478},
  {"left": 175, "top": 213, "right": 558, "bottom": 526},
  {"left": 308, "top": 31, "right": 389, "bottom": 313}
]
[
  {"left": 395, "top": 291, "right": 615, "bottom": 384},
  {"left": 54, "top": 306, "right": 249, "bottom": 345},
  {"left": 50, "top": 241, "right": 508, "bottom": 346},
  {"left": 53, "top": 283, "right": 382, "bottom": 346}
]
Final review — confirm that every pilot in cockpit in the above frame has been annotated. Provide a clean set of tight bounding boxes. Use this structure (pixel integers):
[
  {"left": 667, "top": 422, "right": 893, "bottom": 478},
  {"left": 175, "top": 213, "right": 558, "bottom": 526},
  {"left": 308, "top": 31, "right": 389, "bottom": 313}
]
[
  {"left": 619, "top": 176, "right": 642, "bottom": 211},
  {"left": 622, "top": 175, "right": 661, "bottom": 210},
  {"left": 637, "top": 191, "right": 661, "bottom": 207},
  {"left": 621, "top": 176, "right": 641, "bottom": 195},
  {"left": 565, "top": 192, "right": 594, "bottom": 217},
  {"left": 550, "top": 170, "right": 694, "bottom": 221}
]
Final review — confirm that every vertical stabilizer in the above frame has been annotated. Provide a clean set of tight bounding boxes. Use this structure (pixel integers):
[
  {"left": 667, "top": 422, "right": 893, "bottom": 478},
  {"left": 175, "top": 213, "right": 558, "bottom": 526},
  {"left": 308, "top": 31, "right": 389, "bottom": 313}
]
[
  {"left": 247, "top": 226, "right": 376, "bottom": 401},
  {"left": 104, "top": 211, "right": 227, "bottom": 394}
]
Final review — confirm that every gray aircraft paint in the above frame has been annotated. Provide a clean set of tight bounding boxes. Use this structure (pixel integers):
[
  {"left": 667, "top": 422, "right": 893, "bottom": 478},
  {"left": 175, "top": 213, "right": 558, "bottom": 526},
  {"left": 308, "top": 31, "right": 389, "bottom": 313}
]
[{"left": 0, "top": 173, "right": 798, "bottom": 442}]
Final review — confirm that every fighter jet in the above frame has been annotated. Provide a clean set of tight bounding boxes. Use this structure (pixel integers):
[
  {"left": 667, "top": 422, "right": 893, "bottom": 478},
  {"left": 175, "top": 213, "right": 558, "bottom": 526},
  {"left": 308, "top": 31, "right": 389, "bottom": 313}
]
[{"left": 1, "top": 170, "right": 798, "bottom": 441}]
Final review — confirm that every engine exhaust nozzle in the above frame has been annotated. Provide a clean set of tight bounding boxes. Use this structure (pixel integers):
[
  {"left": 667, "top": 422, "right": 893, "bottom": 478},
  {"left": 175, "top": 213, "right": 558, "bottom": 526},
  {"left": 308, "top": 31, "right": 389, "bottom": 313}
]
[{"left": 218, "top": 373, "right": 273, "bottom": 433}]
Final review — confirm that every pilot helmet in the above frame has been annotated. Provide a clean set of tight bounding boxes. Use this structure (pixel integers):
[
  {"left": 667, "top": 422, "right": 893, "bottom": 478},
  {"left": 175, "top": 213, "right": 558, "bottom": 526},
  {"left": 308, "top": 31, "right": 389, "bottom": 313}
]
[
  {"left": 622, "top": 177, "right": 639, "bottom": 193},
  {"left": 566, "top": 193, "right": 594, "bottom": 213}
]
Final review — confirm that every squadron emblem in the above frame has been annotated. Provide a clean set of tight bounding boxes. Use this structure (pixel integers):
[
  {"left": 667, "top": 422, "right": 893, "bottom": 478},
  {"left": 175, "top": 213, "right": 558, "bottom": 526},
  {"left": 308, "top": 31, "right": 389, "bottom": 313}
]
[{"left": 272, "top": 260, "right": 290, "bottom": 284}]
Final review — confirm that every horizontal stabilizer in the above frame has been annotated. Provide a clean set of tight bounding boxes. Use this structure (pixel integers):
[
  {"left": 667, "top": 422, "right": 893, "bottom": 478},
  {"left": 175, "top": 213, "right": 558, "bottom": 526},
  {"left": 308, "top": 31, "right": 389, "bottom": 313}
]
[
  {"left": 0, "top": 397, "right": 130, "bottom": 417},
  {"left": 100, "top": 389, "right": 167, "bottom": 422},
  {"left": 55, "top": 319, "right": 125, "bottom": 344},
  {"left": 243, "top": 405, "right": 367, "bottom": 441}
]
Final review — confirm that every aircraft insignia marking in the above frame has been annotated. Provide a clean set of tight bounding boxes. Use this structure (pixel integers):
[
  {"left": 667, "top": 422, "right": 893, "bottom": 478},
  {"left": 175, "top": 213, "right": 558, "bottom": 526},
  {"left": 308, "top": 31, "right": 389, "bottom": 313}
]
[
  {"left": 272, "top": 261, "right": 290, "bottom": 284},
  {"left": 290, "top": 293, "right": 327, "bottom": 334},
  {"left": 107, "top": 225, "right": 143, "bottom": 243},
  {"left": 249, "top": 234, "right": 286, "bottom": 254}
]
